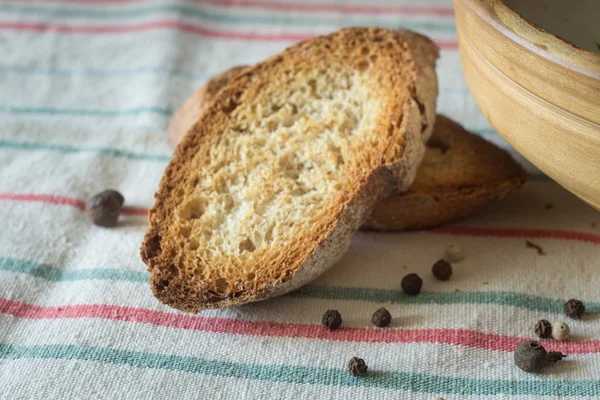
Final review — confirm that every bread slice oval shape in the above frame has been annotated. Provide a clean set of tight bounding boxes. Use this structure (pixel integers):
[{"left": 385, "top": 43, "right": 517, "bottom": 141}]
[{"left": 142, "top": 28, "right": 439, "bottom": 311}]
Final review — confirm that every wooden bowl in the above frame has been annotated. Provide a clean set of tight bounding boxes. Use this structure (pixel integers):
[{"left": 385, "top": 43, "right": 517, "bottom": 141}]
[{"left": 453, "top": 0, "right": 600, "bottom": 209}]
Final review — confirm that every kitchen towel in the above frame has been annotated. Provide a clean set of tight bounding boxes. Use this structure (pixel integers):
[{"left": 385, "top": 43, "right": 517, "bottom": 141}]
[{"left": 0, "top": 0, "right": 599, "bottom": 398}]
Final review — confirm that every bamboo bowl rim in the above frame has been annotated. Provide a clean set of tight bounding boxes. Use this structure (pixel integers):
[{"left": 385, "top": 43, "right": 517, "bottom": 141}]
[{"left": 492, "top": 0, "right": 600, "bottom": 77}]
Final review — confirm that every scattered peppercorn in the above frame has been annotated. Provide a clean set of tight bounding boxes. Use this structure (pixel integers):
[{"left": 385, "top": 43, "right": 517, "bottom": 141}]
[
  {"left": 347, "top": 357, "right": 368, "bottom": 377},
  {"left": 401, "top": 273, "right": 422, "bottom": 295},
  {"left": 321, "top": 310, "right": 342, "bottom": 330},
  {"left": 534, "top": 319, "right": 552, "bottom": 339},
  {"left": 552, "top": 322, "right": 570, "bottom": 341},
  {"left": 371, "top": 307, "right": 392, "bottom": 327},
  {"left": 432, "top": 259, "right": 453, "bottom": 281},
  {"left": 547, "top": 351, "right": 567, "bottom": 363},
  {"left": 514, "top": 341, "right": 548, "bottom": 372},
  {"left": 444, "top": 244, "right": 464, "bottom": 262},
  {"left": 86, "top": 190, "right": 124, "bottom": 227},
  {"left": 564, "top": 299, "right": 585, "bottom": 319}
]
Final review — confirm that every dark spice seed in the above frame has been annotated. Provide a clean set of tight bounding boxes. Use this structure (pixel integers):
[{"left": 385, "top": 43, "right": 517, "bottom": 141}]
[
  {"left": 564, "top": 299, "right": 585, "bottom": 319},
  {"left": 547, "top": 351, "right": 567, "bottom": 363},
  {"left": 321, "top": 310, "right": 342, "bottom": 330},
  {"left": 401, "top": 273, "right": 422, "bottom": 295},
  {"left": 432, "top": 259, "right": 453, "bottom": 281},
  {"left": 514, "top": 340, "right": 548, "bottom": 373},
  {"left": 534, "top": 319, "right": 552, "bottom": 339},
  {"left": 86, "top": 190, "right": 124, "bottom": 227},
  {"left": 347, "top": 357, "right": 368, "bottom": 377},
  {"left": 371, "top": 307, "right": 392, "bottom": 327}
]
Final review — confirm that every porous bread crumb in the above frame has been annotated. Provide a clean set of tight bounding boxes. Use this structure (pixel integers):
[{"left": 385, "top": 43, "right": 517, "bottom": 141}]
[{"left": 142, "top": 28, "right": 439, "bottom": 311}]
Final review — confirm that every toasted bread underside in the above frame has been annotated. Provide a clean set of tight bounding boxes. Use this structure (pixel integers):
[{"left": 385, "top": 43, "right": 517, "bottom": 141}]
[
  {"left": 364, "top": 115, "right": 527, "bottom": 230},
  {"left": 142, "top": 28, "right": 439, "bottom": 312}
]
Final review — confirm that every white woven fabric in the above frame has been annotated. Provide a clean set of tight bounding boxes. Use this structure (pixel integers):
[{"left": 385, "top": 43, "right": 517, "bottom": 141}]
[{"left": 1, "top": 0, "right": 599, "bottom": 398}]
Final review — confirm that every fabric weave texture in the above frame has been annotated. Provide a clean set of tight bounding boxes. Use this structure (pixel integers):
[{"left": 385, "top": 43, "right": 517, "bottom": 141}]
[{"left": 1, "top": 0, "right": 599, "bottom": 398}]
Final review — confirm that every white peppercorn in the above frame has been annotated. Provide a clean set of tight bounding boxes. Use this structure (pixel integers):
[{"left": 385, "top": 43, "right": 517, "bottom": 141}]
[
  {"left": 552, "top": 321, "right": 570, "bottom": 341},
  {"left": 444, "top": 244, "right": 464, "bottom": 262}
]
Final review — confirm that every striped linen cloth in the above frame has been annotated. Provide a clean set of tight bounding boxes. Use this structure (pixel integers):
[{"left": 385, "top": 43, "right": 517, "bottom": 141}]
[{"left": 1, "top": 0, "right": 599, "bottom": 398}]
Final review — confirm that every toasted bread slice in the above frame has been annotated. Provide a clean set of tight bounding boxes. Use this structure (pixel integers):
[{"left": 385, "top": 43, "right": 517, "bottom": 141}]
[
  {"left": 143, "top": 28, "right": 439, "bottom": 311},
  {"left": 167, "top": 72, "right": 526, "bottom": 233},
  {"left": 364, "top": 115, "right": 527, "bottom": 230}
]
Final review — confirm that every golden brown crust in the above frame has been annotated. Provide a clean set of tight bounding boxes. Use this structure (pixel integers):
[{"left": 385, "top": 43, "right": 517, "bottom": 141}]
[
  {"left": 363, "top": 115, "right": 528, "bottom": 230},
  {"left": 166, "top": 66, "right": 247, "bottom": 148},
  {"left": 144, "top": 28, "right": 439, "bottom": 312}
]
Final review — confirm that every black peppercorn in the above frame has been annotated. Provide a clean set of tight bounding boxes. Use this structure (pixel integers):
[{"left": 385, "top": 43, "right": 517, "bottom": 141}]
[
  {"left": 514, "top": 341, "right": 548, "bottom": 372},
  {"left": 534, "top": 319, "right": 552, "bottom": 339},
  {"left": 322, "top": 310, "right": 342, "bottom": 330},
  {"left": 371, "top": 307, "right": 392, "bottom": 327},
  {"left": 86, "top": 190, "right": 124, "bottom": 227},
  {"left": 564, "top": 299, "right": 585, "bottom": 319},
  {"left": 401, "top": 273, "right": 422, "bottom": 295},
  {"left": 547, "top": 351, "right": 567, "bottom": 363},
  {"left": 347, "top": 357, "right": 368, "bottom": 377},
  {"left": 432, "top": 259, "right": 453, "bottom": 281}
]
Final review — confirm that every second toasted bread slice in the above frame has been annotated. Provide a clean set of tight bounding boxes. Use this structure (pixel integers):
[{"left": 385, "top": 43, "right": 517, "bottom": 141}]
[
  {"left": 142, "top": 28, "right": 439, "bottom": 312},
  {"left": 364, "top": 115, "right": 527, "bottom": 230}
]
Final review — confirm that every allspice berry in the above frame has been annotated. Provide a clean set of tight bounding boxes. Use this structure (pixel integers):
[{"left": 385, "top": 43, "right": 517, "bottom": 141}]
[
  {"left": 534, "top": 319, "right": 552, "bottom": 339},
  {"left": 514, "top": 341, "right": 548, "bottom": 372},
  {"left": 347, "top": 357, "right": 368, "bottom": 377},
  {"left": 552, "top": 322, "right": 570, "bottom": 341},
  {"left": 432, "top": 259, "right": 453, "bottom": 281},
  {"left": 564, "top": 299, "right": 585, "bottom": 319},
  {"left": 401, "top": 273, "right": 423, "bottom": 295},
  {"left": 322, "top": 310, "right": 342, "bottom": 330},
  {"left": 444, "top": 244, "right": 464, "bottom": 262},
  {"left": 86, "top": 190, "right": 124, "bottom": 227},
  {"left": 371, "top": 307, "right": 392, "bottom": 327}
]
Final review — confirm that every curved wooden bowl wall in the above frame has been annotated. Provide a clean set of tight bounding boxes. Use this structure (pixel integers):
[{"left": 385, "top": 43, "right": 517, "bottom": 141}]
[{"left": 453, "top": 0, "right": 600, "bottom": 210}]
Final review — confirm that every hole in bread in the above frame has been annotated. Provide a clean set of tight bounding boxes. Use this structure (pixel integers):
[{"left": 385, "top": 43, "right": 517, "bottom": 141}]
[
  {"left": 180, "top": 198, "right": 206, "bottom": 220},
  {"left": 239, "top": 238, "right": 256, "bottom": 253},
  {"left": 222, "top": 97, "right": 239, "bottom": 114},
  {"left": 143, "top": 232, "right": 162, "bottom": 259},
  {"left": 356, "top": 60, "right": 369, "bottom": 72},
  {"left": 180, "top": 225, "right": 191, "bottom": 238},
  {"left": 168, "top": 265, "right": 179, "bottom": 278},
  {"left": 360, "top": 46, "right": 370, "bottom": 56},
  {"left": 369, "top": 54, "right": 378, "bottom": 63},
  {"left": 264, "top": 224, "right": 274, "bottom": 243},
  {"left": 214, "top": 278, "right": 229, "bottom": 294},
  {"left": 189, "top": 238, "right": 199, "bottom": 251},
  {"left": 246, "top": 272, "right": 256, "bottom": 281}
]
